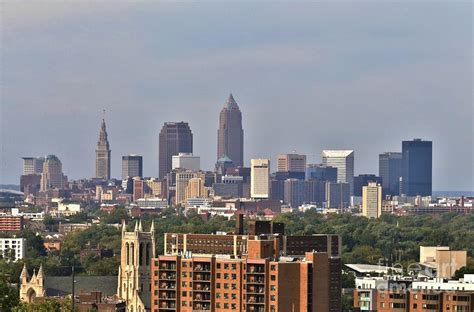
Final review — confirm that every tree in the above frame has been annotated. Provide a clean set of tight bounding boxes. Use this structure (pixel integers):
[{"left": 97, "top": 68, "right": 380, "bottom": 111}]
[{"left": 0, "top": 281, "right": 19, "bottom": 311}]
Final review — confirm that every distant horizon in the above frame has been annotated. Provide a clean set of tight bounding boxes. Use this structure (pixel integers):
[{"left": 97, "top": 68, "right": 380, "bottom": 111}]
[{"left": 1, "top": 2, "right": 472, "bottom": 190}]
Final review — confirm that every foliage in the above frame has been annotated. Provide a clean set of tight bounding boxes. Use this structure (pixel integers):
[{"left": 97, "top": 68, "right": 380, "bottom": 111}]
[
  {"left": 12, "top": 298, "right": 73, "bottom": 312},
  {"left": 453, "top": 257, "right": 474, "bottom": 280},
  {"left": 0, "top": 281, "right": 19, "bottom": 311}
]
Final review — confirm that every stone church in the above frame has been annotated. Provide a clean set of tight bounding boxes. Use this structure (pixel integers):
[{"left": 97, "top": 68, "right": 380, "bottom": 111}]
[{"left": 117, "top": 220, "right": 155, "bottom": 312}]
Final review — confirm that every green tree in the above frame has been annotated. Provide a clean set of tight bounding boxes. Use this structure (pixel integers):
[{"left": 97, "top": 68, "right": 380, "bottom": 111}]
[{"left": 0, "top": 281, "right": 19, "bottom": 311}]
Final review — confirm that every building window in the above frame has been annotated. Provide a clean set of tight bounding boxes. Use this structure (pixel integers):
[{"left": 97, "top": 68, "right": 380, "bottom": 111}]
[
  {"left": 271, "top": 295, "right": 276, "bottom": 301},
  {"left": 271, "top": 265, "right": 276, "bottom": 271},
  {"left": 182, "top": 291, "right": 187, "bottom": 297},
  {"left": 271, "top": 275, "right": 276, "bottom": 281}
]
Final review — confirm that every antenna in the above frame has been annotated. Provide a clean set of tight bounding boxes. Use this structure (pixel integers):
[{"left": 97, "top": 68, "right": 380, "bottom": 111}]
[{"left": 102, "top": 109, "right": 106, "bottom": 119}]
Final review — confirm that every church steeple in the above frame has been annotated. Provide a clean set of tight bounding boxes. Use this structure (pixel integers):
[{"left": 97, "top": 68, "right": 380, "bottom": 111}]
[{"left": 95, "top": 110, "right": 111, "bottom": 180}]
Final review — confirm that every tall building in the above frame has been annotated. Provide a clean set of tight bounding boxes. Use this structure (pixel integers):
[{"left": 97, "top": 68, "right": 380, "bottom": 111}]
[
  {"left": 172, "top": 153, "right": 200, "bottom": 171},
  {"left": 277, "top": 153, "right": 306, "bottom": 172},
  {"left": 185, "top": 177, "right": 207, "bottom": 200},
  {"left": 159, "top": 122, "right": 193, "bottom": 179},
  {"left": 306, "top": 164, "right": 337, "bottom": 182},
  {"left": 21, "top": 157, "right": 44, "bottom": 175},
  {"left": 217, "top": 94, "right": 244, "bottom": 167},
  {"left": 95, "top": 117, "right": 111, "bottom": 180},
  {"left": 402, "top": 139, "right": 432, "bottom": 196},
  {"left": 321, "top": 150, "right": 355, "bottom": 195},
  {"left": 379, "top": 152, "right": 403, "bottom": 196},
  {"left": 353, "top": 174, "right": 383, "bottom": 197},
  {"left": 251, "top": 159, "right": 270, "bottom": 199},
  {"left": 325, "top": 182, "right": 350, "bottom": 209},
  {"left": 117, "top": 220, "right": 155, "bottom": 312},
  {"left": 40, "top": 155, "right": 66, "bottom": 191},
  {"left": 122, "top": 155, "right": 143, "bottom": 179},
  {"left": 362, "top": 182, "right": 382, "bottom": 218}
]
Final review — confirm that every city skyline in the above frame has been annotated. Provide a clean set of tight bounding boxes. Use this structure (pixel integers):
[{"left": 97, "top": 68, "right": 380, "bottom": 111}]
[{"left": 1, "top": 2, "right": 472, "bottom": 191}]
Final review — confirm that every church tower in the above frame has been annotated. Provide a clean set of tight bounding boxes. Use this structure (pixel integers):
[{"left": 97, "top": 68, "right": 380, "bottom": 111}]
[
  {"left": 95, "top": 112, "right": 111, "bottom": 180},
  {"left": 117, "top": 220, "right": 155, "bottom": 312},
  {"left": 19, "top": 264, "right": 45, "bottom": 303}
]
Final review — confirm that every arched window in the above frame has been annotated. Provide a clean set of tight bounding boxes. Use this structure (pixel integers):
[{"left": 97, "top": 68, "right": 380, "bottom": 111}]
[
  {"left": 125, "top": 242, "right": 130, "bottom": 265},
  {"left": 130, "top": 243, "right": 135, "bottom": 265},
  {"left": 146, "top": 243, "right": 151, "bottom": 266},
  {"left": 139, "top": 243, "right": 144, "bottom": 266}
]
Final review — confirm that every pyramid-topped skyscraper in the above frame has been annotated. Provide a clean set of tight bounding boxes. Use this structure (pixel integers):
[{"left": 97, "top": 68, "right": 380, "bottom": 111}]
[
  {"left": 217, "top": 94, "right": 244, "bottom": 167},
  {"left": 95, "top": 114, "right": 111, "bottom": 180}
]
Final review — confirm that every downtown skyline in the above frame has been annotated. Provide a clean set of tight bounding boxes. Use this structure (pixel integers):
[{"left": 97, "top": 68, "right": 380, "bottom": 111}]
[{"left": 1, "top": 2, "right": 472, "bottom": 191}]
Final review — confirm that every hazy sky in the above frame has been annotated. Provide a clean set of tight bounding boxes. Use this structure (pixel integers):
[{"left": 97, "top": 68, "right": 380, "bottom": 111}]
[{"left": 1, "top": 1, "right": 472, "bottom": 191}]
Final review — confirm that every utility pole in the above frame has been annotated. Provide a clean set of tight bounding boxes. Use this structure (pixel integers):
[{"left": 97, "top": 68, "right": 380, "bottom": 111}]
[{"left": 71, "top": 266, "right": 75, "bottom": 312}]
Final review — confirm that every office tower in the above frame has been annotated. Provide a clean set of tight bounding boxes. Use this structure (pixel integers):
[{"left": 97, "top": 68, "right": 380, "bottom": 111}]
[
  {"left": 117, "top": 221, "right": 155, "bottom": 312},
  {"left": 217, "top": 94, "right": 244, "bottom": 167},
  {"left": 402, "top": 139, "right": 432, "bottom": 196},
  {"left": 362, "top": 182, "right": 382, "bottom": 218},
  {"left": 20, "top": 174, "right": 41, "bottom": 195},
  {"left": 250, "top": 159, "right": 270, "bottom": 199},
  {"left": 306, "top": 164, "right": 337, "bottom": 182},
  {"left": 273, "top": 171, "right": 305, "bottom": 181},
  {"left": 185, "top": 177, "right": 207, "bottom": 200},
  {"left": 153, "top": 233, "right": 342, "bottom": 312},
  {"left": 172, "top": 153, "right": 200, "bottom": 171},
  {"left": 277, "top": 153, "right": 307, "bottom": 172},
  {"left": 122, "top": 155, "right": 143, "bottom": 179},
  {"left": 379, "top": 152, "right": 403, "bottom": 196},
  {"left": 159, "top": 122, "right": 193, "bottom": 179},
  {"left": 21, "top": 157, "right": 44, "bottom": 175},
  {"left": 325, "top": 182, "right": 350, "bottom": 209},
  {"left": 95, "top": 117, "right": 111, "bottom": 180},
  {"left": 40, "top": 155, "right": 66, "bottom": 191},
  {"left": 213, "top": 175, "right": 243, "bottom": 198},
  {"left": 214, "top": 155, "right": 234, "bottom": 175},
  {"left": 322, "top": 150, "right": 355, "bottom": 195},
  {"left": 353, "top": 174, "right": 383, "bottom": 197}
]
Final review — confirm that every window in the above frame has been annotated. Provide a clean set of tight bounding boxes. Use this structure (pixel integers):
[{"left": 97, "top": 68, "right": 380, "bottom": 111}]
[
  {"left": 270, "top": 285, "right": 276, "bottom": 291},
  {"left": 224, "top": 273, "right": 229, "bottom": 279},
  {"left": 271, "top": 265, "right": 276, "bottom": 271},
  {"left": 232, "top": 294, "right": 237, "bottom": 299},
  {"left": 232, "top": 274, "right": 236, "bottom": 279},
  {"left": 271, "top": 295, "right": 276, "bottom": 301},
  {"left": 217, "top": 283, "right": 221, "bottom": 289},
  {"left": 224, "top": 264, "right": 229, "bottom": 269},
  {"left": 182, "top": 301, "right": 187, "bottom": 307},
  {"left": 271, "top": 275, "right": 276, "bottom": 281},
  {"left": 224, "top": 303, "right": 229, "bottom": 309},
  {"left": 224, "top": 293, "right": 229, "bottom": 299},
  {"left": 232, "top": 264, "right": 236, "bottom": 270},
  {"left": 217, "top": 273, "right": 221, "bottom": 279},
  {"left": 182, "top": 291, "right": 187, "bottom": 297},
  {"left": 217, "top": 263, "right": 221, "bottom": 269},
  {"left": 183, "top": 262, "right": 187, "bottom": 268}
]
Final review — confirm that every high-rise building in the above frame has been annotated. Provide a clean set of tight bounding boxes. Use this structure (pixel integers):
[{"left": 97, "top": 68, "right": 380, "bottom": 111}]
[
  {"left": 321, "top": 150, "right": 355, "bottom": 195},
  {"left": 40, "top": 155, "right": 66, "bottom": 191},
  {"left": 172, "top": 153, "right": 200, "bottom": 172},
  {"left": 217, "top": 94, "right": 244, "bottom": 167},
  {"left": 185, "top": 177, "right": 207, "bottom": 200},
  {"left": 95, "top": 118, "right": 111, "bottom": 180},
  {"left": 21, "top": 157, "right": 44, "bottom": 175},
  {"left": 306, "top": 164, "right": 337, "bottom": 182},
  {"left": 379, "top": 152, "right": 403, "bottom": 196},
  {"left": 250, "top": 159, "right": 270, "bottom": 199},
  {"left": 325, "top": 182, "right": 350, "bottom": 209},
  {"left": 353, "top": 174, "right": 383, "bottom": 197},
  {"left": 159, "top": 122, "right": 193, "bottom": 179},
  {"left": 117, "top": 221, "right": 155, "bottom": 312},
  {"left": 402, "top": 139, "right": 432, "bottom": 196},
  {"left": 122, "top": 155, "right": 143, "bottom": 179},
  {"left": 362, "top": 182, "right": 382, "bottom": 218},
  {"left": 277, "top": 153, "right": 306, "bottom": 172}
]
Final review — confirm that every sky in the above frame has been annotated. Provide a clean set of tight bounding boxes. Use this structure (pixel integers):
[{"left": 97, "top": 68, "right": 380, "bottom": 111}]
[{"left": 1, "top": 1, "right": 472, "bottom": 191}]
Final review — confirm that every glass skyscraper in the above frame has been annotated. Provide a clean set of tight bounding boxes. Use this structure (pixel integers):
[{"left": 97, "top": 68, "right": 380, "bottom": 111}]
[{"left": 401, "top": 139, "right": 432, "bottom": 196}]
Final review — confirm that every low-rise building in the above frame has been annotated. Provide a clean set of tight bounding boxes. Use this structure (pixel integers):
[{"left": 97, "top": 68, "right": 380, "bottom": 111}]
[{"left": 0, "top": 237, "right": 26, "bottom": 261}]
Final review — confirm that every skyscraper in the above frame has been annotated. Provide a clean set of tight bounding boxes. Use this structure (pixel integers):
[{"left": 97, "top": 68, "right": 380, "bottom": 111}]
[
  {"left": 40, "top": 155, "right": 66, "bottom": 191},
  {"left": 21, "top": 157, "right": 44, "bottom": 175},
  {"left": 306, "top": 164, "right": 337, "bottom": 182},
  {"left": 321, "top": 150, "right": 355, "bottom": 195},
  {"left": 402, "top": 139, "right": 432, "bottom": 196},
  {"left": 217, "top": 94, "right": 244, "bottom": 167},
  {"left": 122, "top": 155, "right": 143, "bottom": 179},
  {"left": 379, "top": 152, "right": 403, "bottom": 196},
  {"left": 277, "top": 153, "right": 307, "bottom": 172},
  {"left": 95, "top": 117, "right": 111, "bottom": 180},
  {"left": 250, "top": 159, "right": 270, "bottom": 199},
  {"left": 362, "top": 182, "right": 382, "bottom": 218},
  {"left": 159, "top": 122, "right": 193, "bottom": 179}
]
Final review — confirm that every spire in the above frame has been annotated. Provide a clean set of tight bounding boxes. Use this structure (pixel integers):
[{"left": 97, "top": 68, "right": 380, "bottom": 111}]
[
  {"left": 36, "top": 264, "right": 44, "bottom": 280},
  {"left": 225, "top": 93, "right": 239, "bottom": 110},
  {"left": 138, "top": 219, "right": 143, "bottom": 232},
  {"left": 122, "top": 219, "right": 127, "bottom": 236},
  {"left": 150, "top": 220, "right": 155, "bottom": 234},
  {"left": 20, "top": 263, "right": 28, "bottom": 281},
  {"left": 134, "top": 220, "right": 139, "bottom": 232}
]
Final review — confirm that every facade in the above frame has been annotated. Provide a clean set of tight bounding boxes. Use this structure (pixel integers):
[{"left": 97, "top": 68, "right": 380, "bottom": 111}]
[
  {"left": 122, "top": 155, "right": 143, "bottom": 179},
  {"left": 402, "top": 139, "right": 432, "bottom": 196},
  {"left": 0, "top": 215, "right": 24, "bottom": 231},
  {"left": 153, "top": 232, "right": 342, "bottom": 312},
  {"left": 96, "top": 118, "right": 111, "bottom": 180},
  {"left": 117, "top": 221, "right": 156, "bottom": 312},
  {"left": 379, "top": 152, "right": 402, "bottom": 196},
  {"left": 213, "top": 175, "right": 243, "bottom": 198},
  {"left": 185, "top": 178, "right": 207, "bottom": 200},
  {"left": 277, "top": 154, "right": 306, "bottom": 173},
  {"left": 362, "top": 182, "right": 382, "bottom": 218},
  {"left": 283, "top": 179, "right": 325, "bottom": 208},
  {"left": 306, "top": 164, "right": 337, "bottom": 182},
  {"left": 353, "top": 174, "right": 383, "bottom": 197},
  {"left": 325, "top": 182, "right": 350, "bottom": 209},
  {"left": 172, "top": 153, "right": 200, "bottom": 172},
  {"left": 40, "top": 155, "right": 66, "bottom": 191},
  {"left": 22, "top": 157, "right": 45, "bottom": 175},
  {"left": 159, "top": 122, "right": 193, "bottom": 179},
  {"left": 217, "top": 94, "right": 244, "bottom": 167},
  {"left": 20, "top": 174, "right": 41, "bottom": 195},
  {"left": 0, "top": 237, "right": 26, "bottom": 261},
  {"left": 419, "top": 246, "right": 467, "bottom": 279},
  {"left": 321, "top": 150, "right": 355, "bottom": 195},
  {"left": 251, "top": 159, "right": 270, "bottom": 199}
]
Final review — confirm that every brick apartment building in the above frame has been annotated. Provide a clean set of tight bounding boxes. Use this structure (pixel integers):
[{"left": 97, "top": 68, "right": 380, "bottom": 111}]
[
  {"left": 152, "top": 228, "right": 342, "bottom": 312},
  {"left": 0, "top": 215, "right": 24, "bottom": 231}
]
